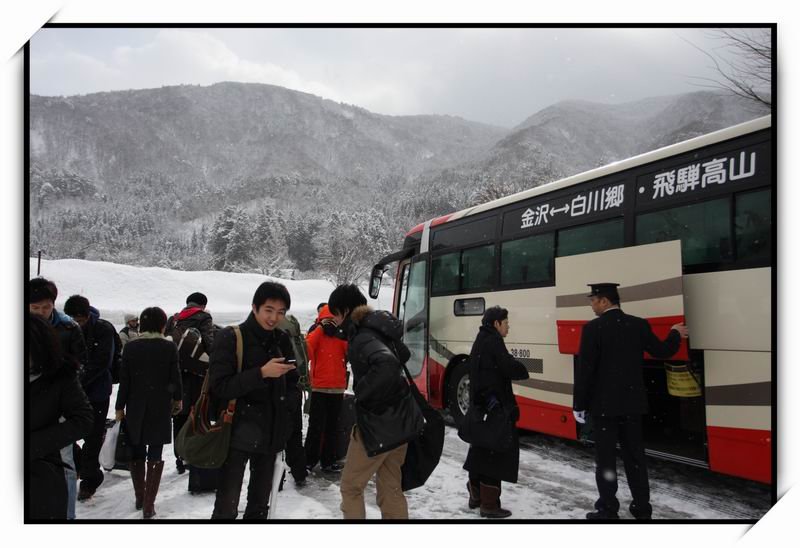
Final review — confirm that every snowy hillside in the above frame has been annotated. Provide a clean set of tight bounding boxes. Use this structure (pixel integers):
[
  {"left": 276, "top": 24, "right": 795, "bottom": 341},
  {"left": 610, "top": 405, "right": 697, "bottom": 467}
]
[{"left": 29, "top": 257, "right": 394, "bottom": 329}]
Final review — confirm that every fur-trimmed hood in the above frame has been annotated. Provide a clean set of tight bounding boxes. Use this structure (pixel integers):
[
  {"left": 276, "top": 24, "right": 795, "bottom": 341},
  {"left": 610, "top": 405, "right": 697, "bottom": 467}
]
[{"left": 350, "top": 305, "right": 404, "bottom": 343}]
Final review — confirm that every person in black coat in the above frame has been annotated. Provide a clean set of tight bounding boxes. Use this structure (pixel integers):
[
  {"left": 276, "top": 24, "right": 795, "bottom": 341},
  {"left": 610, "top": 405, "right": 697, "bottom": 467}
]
[
  {"left": 573, "top": 283, "right": 689, "bottom": 520},
  {"left": 28, "top": 278, "right": 88, "bottom": 519},
  {"left": 209, "top": 282, "right": 297, "bottom": 520},
  {"left": 115, "top": 307, "right": 182, "bottom": 518},
  {"left": 462, "top": 306, "right": 529, "bottom": 518},
  {"left": 64, "top": 295, "right": 120, "bottom": 501},
  {"left": 28, "top": 313, "right": 94, "bottom": 520},
  {"left": 166, "top": 292, "right": 216, "bottom": 475},
  {"left": 328, "top": 284, "right": 422, "bottom": 520}
]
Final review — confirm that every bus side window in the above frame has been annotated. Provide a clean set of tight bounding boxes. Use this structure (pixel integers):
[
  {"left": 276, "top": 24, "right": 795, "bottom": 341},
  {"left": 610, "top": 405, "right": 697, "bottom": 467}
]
[
  {"left": 432, "top": 252, "right": 460, "bottom": 293},
  {"left": 636, "top": 197, "right": 732, "bottom": 266},
  {"left": 556, "top": 217, "right": 624, "bottom": 258},
  {"left": 735, "top": 189, "right": 772, "bottom": 264},
  {"left": 461, "top": 245, "right": 495, "bottom": 291},
  {"left": 500, "top": 232, "right": 555, "bottom": 285}
]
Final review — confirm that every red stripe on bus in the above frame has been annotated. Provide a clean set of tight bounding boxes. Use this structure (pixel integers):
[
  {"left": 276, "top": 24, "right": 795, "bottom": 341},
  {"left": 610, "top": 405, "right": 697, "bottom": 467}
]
[
  {"left": 556, "top": 315, "right": 689, "bottom": 361},
  {"left": 707, "top": 425, "right": 772, "bottom": 484},
  {"left": 516, "top": 397, "right": 577, "bottom": 440},
  {"left": 405, "top": 214, "right": 454, "bottom": 236}
]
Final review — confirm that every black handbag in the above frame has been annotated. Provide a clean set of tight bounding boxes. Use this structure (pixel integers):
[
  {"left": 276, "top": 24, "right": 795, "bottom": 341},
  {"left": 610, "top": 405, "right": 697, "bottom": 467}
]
[
  {"left": 400, "top": 364, "right": 445, "bottom": 491},
  {"left": 176, "top": 326, "right": 243, "bottom": 469},
  {"left": 457, "top": 353, "right": 515, "bottom": 452},
  {"left": 457, "top": 401, "right": 514, "bottom": 451},
  {"left": 356, "top": 386, "right": 424, "bottom": 457}
]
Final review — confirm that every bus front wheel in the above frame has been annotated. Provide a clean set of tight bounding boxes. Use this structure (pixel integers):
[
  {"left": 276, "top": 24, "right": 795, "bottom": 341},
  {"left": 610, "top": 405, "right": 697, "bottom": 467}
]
[{"left": 447, "top": 360, "right": 470, "bottom": 426}]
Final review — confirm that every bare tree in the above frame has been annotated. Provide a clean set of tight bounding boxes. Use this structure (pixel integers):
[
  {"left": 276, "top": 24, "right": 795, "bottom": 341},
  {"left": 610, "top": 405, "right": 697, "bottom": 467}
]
[{"left": 687, "top": 28, "right": 772, "bottom": 109}]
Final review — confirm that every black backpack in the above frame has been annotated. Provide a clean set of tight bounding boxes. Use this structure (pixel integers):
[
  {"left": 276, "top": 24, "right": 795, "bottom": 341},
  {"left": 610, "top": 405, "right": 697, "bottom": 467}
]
[{"left": 171, "top": 315, "right": 208, "bottom": 376}]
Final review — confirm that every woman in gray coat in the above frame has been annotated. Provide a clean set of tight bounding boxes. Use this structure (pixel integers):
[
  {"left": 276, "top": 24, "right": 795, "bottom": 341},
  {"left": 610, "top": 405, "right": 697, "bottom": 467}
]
[{"left": 115, "top": 306, "right": 182, "bottom": 518}]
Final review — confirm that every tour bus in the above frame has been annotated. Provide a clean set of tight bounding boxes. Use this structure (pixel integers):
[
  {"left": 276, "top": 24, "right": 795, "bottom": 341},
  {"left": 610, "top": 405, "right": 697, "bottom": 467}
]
[{"left": 369, "top": 115, "right": 773, "bottom": 484}]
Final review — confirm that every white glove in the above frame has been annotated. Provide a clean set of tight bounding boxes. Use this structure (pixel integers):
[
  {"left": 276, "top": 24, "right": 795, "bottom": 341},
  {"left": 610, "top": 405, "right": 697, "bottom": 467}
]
[{"left": 573, "top": 410, "right": 586, "bottom": 424}]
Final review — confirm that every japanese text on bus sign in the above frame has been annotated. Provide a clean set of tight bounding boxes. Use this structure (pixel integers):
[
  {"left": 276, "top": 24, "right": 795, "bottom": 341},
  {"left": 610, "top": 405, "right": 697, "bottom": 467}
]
[
  {"left": 518, "top": 183, "right": 624, "bottom": 230},
  {"left": 637, "top": 148, "right": 762, "bottom": 205}
]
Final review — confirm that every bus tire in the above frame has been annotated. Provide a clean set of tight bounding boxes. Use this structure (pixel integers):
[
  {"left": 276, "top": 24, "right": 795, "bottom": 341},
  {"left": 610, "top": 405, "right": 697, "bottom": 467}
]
[{"left": 447, "top": 360, "right": 470, "bottom": 427}]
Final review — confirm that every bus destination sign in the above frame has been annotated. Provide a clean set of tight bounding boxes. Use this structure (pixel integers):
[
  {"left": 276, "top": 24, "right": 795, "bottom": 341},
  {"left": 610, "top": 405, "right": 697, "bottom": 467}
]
[
  {"left": 502, "top": 180, "right": 626, "bottom": 237},
  {"left": 635, "top": 143, "right": 768, "bottom": 206}
]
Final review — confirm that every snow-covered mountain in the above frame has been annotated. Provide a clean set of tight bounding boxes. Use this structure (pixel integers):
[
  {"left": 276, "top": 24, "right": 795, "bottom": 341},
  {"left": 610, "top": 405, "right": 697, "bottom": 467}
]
[{"left": 28, "top": 83, "right": 770, "bottom": 275}]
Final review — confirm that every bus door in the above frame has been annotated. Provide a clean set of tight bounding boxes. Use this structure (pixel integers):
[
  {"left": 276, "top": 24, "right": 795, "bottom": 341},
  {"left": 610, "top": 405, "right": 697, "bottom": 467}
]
[
  {"left": 395, "top": 255, "right": 430, "bottom": 399},
  {"left": 554, "top": 240, "right": 704, "bottom": 464}
]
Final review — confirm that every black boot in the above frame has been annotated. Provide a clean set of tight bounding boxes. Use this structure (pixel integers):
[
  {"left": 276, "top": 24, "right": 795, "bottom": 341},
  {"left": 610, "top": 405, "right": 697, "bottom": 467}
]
[
  {"left": 629, "top": 501, "right": 652, "bottom": 520},
  {"left": 466, "top": 480, "right": 480, "bottom": 509},
  {"left": 175, "top": 457, "right": 186, "bottom": 475},
  {"left": 479, "top": 482, "right": 512, "bottom": 518}
]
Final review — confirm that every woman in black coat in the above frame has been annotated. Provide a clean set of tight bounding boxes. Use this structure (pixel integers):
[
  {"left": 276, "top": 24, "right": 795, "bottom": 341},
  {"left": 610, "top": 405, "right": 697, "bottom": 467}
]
[
  {"left": 463, "top": 306, "right": 529, "bottom": 518},
  {"left": 28, "top": 313, "right": 93, "bottom": 520},
  {"left": 115, "top": 307, "right": 182, "bottom": 518}
]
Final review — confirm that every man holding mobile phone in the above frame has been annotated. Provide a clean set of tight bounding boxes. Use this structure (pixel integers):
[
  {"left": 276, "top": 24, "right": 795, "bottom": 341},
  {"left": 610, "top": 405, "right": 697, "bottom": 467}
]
[{"left": 208, "top": 281, "right": 298, "bottom": 520}]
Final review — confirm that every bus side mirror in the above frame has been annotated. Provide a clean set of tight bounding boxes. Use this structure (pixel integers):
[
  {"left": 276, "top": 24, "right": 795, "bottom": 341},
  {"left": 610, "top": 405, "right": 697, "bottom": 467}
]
[{"left": 369, "top": 265, "right": 384, "bottom": 299}]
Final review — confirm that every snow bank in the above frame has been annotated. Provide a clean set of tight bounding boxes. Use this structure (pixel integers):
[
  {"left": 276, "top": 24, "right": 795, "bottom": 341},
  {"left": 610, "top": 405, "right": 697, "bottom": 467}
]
[{"left": 29, "top": 258, "right": 394, "bottom": 329}]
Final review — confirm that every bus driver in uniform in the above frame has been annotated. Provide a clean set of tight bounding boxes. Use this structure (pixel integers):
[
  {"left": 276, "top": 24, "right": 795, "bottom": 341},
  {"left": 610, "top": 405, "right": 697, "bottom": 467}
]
[{"left": 573, "top": 283, "right": 689, "bottom": 520}]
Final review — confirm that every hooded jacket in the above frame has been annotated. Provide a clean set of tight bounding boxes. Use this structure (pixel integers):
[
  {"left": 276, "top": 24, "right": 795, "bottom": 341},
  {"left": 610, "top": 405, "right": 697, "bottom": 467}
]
[
  {"left": 50, "top": 308, "right": 88, "bottom": 372},
  {"left": 347, "top": 306, "right": 411, "bottom": 416},
  {"left": 306, "top": 305, "right": 348, "bottom": 392}
]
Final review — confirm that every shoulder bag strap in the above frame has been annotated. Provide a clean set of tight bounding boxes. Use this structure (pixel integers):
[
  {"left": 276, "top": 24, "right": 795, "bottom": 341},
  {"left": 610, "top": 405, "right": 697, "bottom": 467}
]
[{"left": 222, "top": 326, "right": 244, "bottom": 421}]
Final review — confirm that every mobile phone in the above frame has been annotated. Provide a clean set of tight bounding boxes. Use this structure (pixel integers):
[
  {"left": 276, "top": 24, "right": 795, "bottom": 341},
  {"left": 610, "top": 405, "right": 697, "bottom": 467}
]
[{"left": 285, "top": 359, "right": 297, "bottom": 365}]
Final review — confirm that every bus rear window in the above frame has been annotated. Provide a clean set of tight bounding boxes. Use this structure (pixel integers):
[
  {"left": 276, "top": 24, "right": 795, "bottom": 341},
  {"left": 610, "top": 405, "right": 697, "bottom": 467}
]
[
  {"left": 636, "top": 197, "right": 732, "bottom": 266},
  {"left": 501, "top": 233, "right": 554, "bottom": 285},
  {"left": 556, "top": 218, "right": 623, "bottom": 258},
  {"left": 735, "top": 189, "right": 771, "bottom": 264}
]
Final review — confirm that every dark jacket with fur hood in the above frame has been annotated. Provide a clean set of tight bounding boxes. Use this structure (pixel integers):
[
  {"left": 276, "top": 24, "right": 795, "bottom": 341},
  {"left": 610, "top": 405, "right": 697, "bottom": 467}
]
[{"left": 347, "top": 305, "right": 411, "bottom": 420}]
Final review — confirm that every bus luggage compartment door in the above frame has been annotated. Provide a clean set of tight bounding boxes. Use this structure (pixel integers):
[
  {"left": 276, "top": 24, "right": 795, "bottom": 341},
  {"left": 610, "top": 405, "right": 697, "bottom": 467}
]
[{"left": 554, "top": 240, "right": 688, "bottom": 360}]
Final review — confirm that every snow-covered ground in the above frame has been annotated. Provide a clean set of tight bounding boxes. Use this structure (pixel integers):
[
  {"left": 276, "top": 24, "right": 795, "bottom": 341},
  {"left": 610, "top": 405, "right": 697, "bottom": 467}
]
[{"left": 31, "top": 258, "right": 771, "bottom": 520}]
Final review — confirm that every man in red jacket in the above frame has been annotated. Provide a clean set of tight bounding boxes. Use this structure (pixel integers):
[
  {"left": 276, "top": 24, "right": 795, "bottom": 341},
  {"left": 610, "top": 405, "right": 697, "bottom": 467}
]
[{"left": 304, "top": 304, "right": 348, "bottom": 473}]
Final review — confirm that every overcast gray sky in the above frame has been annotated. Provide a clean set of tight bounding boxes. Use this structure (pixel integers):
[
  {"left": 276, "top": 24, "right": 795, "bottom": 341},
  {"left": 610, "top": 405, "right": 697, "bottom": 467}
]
[{"left": 29, "top": 27, "right": 764, "bottom": 128}]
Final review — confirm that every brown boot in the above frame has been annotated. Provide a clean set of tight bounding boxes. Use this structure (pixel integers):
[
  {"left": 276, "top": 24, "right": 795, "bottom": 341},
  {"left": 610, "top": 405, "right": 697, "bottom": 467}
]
[
  {"left": 130, "top": 460, "right": 146, "bottom": 510},
  {"left": 467, "top": 480, "right": 480, "bottom": 509},
  {"left": 142, "top": 460, "right": 164, "bottom": 519},
  {"left": 479, "top": 482, "right": 512, "bottom": 518}
]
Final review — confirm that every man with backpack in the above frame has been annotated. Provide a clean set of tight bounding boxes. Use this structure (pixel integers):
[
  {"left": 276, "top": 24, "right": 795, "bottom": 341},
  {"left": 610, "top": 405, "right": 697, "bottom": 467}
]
[
  {"left": 277, "top": 314, "right": 310, "bottom": 487},
  {"left": 166, "top": 292, "right": 215, "bottom": 481},
  {"left": 63, "top": 294, "right": 121, "bottom": 502},
  {"left": 208, "top": 281, "right": 297, "bottom": 519}
]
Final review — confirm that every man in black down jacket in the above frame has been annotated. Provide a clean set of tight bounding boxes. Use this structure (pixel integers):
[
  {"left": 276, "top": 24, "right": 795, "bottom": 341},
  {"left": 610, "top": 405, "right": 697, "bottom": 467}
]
[
  {"left": 63, "top": 295, "right": 118, "bottom": 502},
  {"left": 328, "top": 284, "right": 420, "bottom": 520},
  {"left": 208, "top": 282, "right": 297, "bottom": 520},
  {"left": 166, "top": 292, "right": 216, "bottom": 475},
  {"left": 574, "top": 283, "right": 689, "bottom": 520}
]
